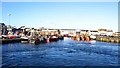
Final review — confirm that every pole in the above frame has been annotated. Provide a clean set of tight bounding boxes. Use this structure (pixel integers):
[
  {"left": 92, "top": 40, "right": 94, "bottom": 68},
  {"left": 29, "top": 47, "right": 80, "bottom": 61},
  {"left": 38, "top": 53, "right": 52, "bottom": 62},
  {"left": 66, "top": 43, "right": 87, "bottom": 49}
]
[
  {"left": 8, "top": 14, "right": 11, "bottom": 26},
  {"left": 8, "top": 14, "right": 11, "bottom": 33}
]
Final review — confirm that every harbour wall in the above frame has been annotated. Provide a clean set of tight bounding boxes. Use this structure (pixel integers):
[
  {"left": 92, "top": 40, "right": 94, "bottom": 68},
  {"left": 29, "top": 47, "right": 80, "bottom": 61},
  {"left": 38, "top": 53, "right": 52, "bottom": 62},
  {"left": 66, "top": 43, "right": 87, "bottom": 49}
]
[{"left": 96, "top": 36, "right": 120, "bottom": 43}]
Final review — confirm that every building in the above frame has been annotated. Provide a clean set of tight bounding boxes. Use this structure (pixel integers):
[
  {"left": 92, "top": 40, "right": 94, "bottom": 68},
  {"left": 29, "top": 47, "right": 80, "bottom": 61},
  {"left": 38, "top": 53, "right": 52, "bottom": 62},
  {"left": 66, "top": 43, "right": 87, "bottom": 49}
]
[
  {"left": 106, "top": 29, "right": 113, "bottom": 36},
  {"left": 0, "top": 23, "right": 8, "bottom": 35},
  {"left": 98, "top": 29, "right": 113, "bottom": 36},
  {"left": 61, "top": 29, "right": 76, "bottom": 36},
  {"left": 89, "top": 30, "right": 99, "bottom": 35},
  {"left": 113, "top": 32, "right": 120, "bottom": 36}
]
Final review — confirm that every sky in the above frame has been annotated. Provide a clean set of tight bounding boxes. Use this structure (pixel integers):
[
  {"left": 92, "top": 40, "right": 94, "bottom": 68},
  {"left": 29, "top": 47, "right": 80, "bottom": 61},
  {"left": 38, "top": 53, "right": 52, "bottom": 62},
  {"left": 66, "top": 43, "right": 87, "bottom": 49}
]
[{"left": 1, "top": 2, "right": 118, "bottom": 32}]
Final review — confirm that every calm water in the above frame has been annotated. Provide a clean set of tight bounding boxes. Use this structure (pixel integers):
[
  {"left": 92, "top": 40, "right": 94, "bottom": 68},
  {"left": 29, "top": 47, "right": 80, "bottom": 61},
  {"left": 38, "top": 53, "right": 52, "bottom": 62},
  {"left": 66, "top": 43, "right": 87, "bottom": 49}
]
[{"left": 1, "top": 38, "right": 120, "bottom": 67}]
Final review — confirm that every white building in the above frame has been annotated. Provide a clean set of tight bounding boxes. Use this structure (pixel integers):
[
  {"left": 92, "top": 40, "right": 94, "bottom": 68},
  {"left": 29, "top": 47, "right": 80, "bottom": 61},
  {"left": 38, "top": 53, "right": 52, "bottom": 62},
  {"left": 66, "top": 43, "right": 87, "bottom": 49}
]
[{"left": 89, "top": 30, "right": 99, "bottom": 35}]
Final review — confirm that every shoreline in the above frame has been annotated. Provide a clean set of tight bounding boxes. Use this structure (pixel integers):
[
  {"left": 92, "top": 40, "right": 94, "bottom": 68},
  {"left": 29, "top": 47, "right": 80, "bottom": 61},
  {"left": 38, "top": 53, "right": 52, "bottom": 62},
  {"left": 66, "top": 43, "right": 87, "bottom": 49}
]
[
  {"left": 1, "top": 36, "right": 120, "bottom": 44},
  {"left": 96, "top": 36, "right": 120, "bottom": 43}
]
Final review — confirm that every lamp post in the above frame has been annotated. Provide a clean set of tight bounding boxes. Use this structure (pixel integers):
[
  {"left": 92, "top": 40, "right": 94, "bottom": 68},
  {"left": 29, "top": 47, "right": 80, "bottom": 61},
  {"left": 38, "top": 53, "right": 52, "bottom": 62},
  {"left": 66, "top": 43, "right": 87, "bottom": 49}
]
[
  {"left": 8, "top": 14, "right": 11, "bottom": 34},
  {"left": 8, "top": 14, "right": 11, "bottom": 26}
]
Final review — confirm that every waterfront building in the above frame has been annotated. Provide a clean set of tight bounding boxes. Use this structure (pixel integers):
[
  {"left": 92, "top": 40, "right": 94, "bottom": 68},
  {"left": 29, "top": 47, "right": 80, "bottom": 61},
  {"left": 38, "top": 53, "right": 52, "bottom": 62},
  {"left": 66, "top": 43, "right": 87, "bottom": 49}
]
[
  {"left": 98, "top": 29, "right": 113, "bottom": 36},
  {"left": 98, "top": 29, "right": 108, "bottom": 35},
  {"left": 106, "top": 29, "right": 113, "bottom": 36},
  {"left": 42, "top": 29, "right": 57, "bottom": 35},
  {"left": 76, "top": 29, "right": 81, "bottom": 35},
  {"left": 80, "top": 30, "right": 89, "bottom": 34},
  {"left": 113, "top": 32, "right": 120, "bottom": 36},
  {"left": 0, "top": 23, "right": 8, "bottom": 35},
  {"left": 61, "top": 29, "right": 76, "bottom": 36},
  {"left": 89, "top": 30, "right": 99, "bottom": 35}
]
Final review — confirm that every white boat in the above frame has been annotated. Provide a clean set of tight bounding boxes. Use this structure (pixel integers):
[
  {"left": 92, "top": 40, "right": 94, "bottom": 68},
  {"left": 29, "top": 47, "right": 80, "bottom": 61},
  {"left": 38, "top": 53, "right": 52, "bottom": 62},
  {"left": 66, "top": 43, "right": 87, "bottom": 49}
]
[
  {"left": 90, "top": 40, "right": 96, "bottom": 44},
  {"left": 21, "top": 37, "right": 29, "bottom": 39},
  {"left": 0, "top": 35, "right": 2, "bottom": 39},
  {"left": 52, "top": 36, "right": 57, "bottom": 38},
  {"left": 90, "top": 35, "right": 96, "bottom": 40},
  {"left": 21, "top": 37, "right": 29, "bottom": 44},
  {"left": 2, "top": 35, "right": 8, "bottom": 39},
  {"left": 2, "top": 35, "right": 8, "bottom": 37},
  {"left": 64, "top": 37, "right": 71, "bottom": 41}
]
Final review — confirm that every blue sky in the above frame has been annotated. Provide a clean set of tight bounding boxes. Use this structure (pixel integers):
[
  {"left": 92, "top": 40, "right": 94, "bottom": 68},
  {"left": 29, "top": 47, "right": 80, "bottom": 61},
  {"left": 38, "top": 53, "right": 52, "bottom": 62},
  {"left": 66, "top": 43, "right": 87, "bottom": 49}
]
[{"left": 2, "top": 2, "right": 118, "bottom": 32}]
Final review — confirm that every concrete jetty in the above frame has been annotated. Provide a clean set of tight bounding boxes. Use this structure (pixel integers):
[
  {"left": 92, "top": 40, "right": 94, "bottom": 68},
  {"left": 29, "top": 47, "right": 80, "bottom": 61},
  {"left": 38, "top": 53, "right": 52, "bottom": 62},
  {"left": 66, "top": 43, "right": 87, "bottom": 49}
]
[{"left": 96, "top": 36, "right": 120, "bottom": 43}]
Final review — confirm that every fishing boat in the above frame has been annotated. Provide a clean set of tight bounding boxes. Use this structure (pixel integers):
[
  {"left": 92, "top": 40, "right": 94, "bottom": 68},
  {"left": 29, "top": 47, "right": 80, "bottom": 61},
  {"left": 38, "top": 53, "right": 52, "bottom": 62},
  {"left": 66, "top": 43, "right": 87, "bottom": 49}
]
[
  {"left": 8, "top": 35, "right": 15, "bottom": 39},
  {"left": 0, "top": 35, "right": 2, "bottom": 39},
  {"left": 58, "top": 36, "right": 64, "bottom": 40},
  {"left": 2, "top": 35, "right": 8, "bottom": 39},
  {"left": 21, "top": 37, "right": 29, "bottom": 44},
  {"left": 64, "top": 37, "right": 71, "bottom": 41},
  {"left": 90, "top": 40, "right": 96, "bottom": 44},
  {"left": 29, "top": 38, "right": 35, "bottom": 44},
  {"left": 15, "top": 35, "right": 21, "bottom": 38},
  {"left": 90, "top": 35, "right": 96, "bottom": 40},
  {"left": 34, "top": 38, "right": 41, "bottom": 45},
  {"left": 50, "top": 35, "right": 58, "bottom": 42}
]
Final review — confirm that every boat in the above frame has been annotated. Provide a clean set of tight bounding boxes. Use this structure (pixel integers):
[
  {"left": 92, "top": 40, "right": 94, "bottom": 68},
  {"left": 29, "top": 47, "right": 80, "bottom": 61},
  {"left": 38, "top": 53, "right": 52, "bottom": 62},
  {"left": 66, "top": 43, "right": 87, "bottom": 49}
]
[
  {"left": 15, "top": 35, "right": 21, "bottom": 38},
  {"left": 90, "top": 35, "right": 96, "bottom": 40},
  {"left": 29, "top": 38, "right": 35, "bottom": 44},
  {"left": 50, "top": 35, "right": 58, "bottom": 42},
  {"left": 2, "top": 35, "right": 8, "bottom": 39},
  {"left": 90, "top": 40, "right": 96, "bottom": 44},
  {"left": 0, "top": 36, "right": 2, "bottom": 39},
  {"left": 21, "top": 37, "right": 29, "bottom": 44},
  {"left": 39, "top": 37, "right": 46, "bottom": 43},
  {"left": 8, "top": 35, "right": 15, "bottom": 39},
  {"left": 58, "top": 36, "right": 64, "bottom": 40},
  {"left": 34, "top": 38, "right": 41, "bottom": 45},
  {"left": 64, "top": 37, "right": 71, "bottom": 41}
]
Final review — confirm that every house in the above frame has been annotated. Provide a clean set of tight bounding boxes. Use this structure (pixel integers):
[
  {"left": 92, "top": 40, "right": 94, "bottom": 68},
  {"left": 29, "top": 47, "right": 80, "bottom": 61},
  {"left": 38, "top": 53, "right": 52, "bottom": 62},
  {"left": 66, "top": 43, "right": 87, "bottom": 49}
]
[
  {"left": 98, "top": 29, "right": 107, "bottom": 35},
  {"left": 98, "top": 29, "right": 113, "bottom": 36},
  {"left": 89, "top": 30, "right": 99, "bottom": 36},
  {"left": 0, "top": 23, "right": 8, "bottom": 35}
]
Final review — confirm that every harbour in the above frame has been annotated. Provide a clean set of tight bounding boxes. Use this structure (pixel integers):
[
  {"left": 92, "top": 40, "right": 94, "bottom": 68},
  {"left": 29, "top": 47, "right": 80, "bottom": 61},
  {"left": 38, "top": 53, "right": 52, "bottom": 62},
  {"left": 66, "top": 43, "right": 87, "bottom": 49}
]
[
  {"left": 1, "top": 23, "right": 120, "bottom": 67},
  {"left": 1, "top": 38, "right": 119, "bottom": 67},
  {"left": 1, "top": 2, "right": 119, "bottom": 67}
]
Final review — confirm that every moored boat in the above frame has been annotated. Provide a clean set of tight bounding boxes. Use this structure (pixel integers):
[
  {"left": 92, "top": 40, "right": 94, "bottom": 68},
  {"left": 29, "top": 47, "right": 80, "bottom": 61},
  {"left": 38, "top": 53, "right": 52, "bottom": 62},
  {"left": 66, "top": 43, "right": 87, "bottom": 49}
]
[
  {"left": 2, "top": 35, "right": 8, "bottom": 39},
  {"left": 58, "top": 36, "right": 64, "bottom": 40},
  {"left": 50, "top": 35, "right": 58, "bottom": 42},
  {"left": 8, "top": 35, "right": 15, "bottom": 39},
  {"left": 34, "top": 38, "right": 41, "bottom": 45},
  {"left": 21, "top": 37, "right": 29, "bottom": 44},
  {"left": 90, "top": 40, "right": 96, "bottom": 44},
  {"left": 90, "top": 35, "right": 96, "bottom": 40}
]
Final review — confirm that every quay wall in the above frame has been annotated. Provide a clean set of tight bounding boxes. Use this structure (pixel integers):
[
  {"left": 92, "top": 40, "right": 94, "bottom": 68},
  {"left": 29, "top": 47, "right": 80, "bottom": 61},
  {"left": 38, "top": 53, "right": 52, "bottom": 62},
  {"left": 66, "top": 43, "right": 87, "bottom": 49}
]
[
  {"left": 1, "top": 38, "right": 22, "bottom": 44},
  {"left": 1, "top": 36, "right": 120, "bottom": 44},
  {"left": 96, "top": 36, "right": 120, "bottom": 43}
]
